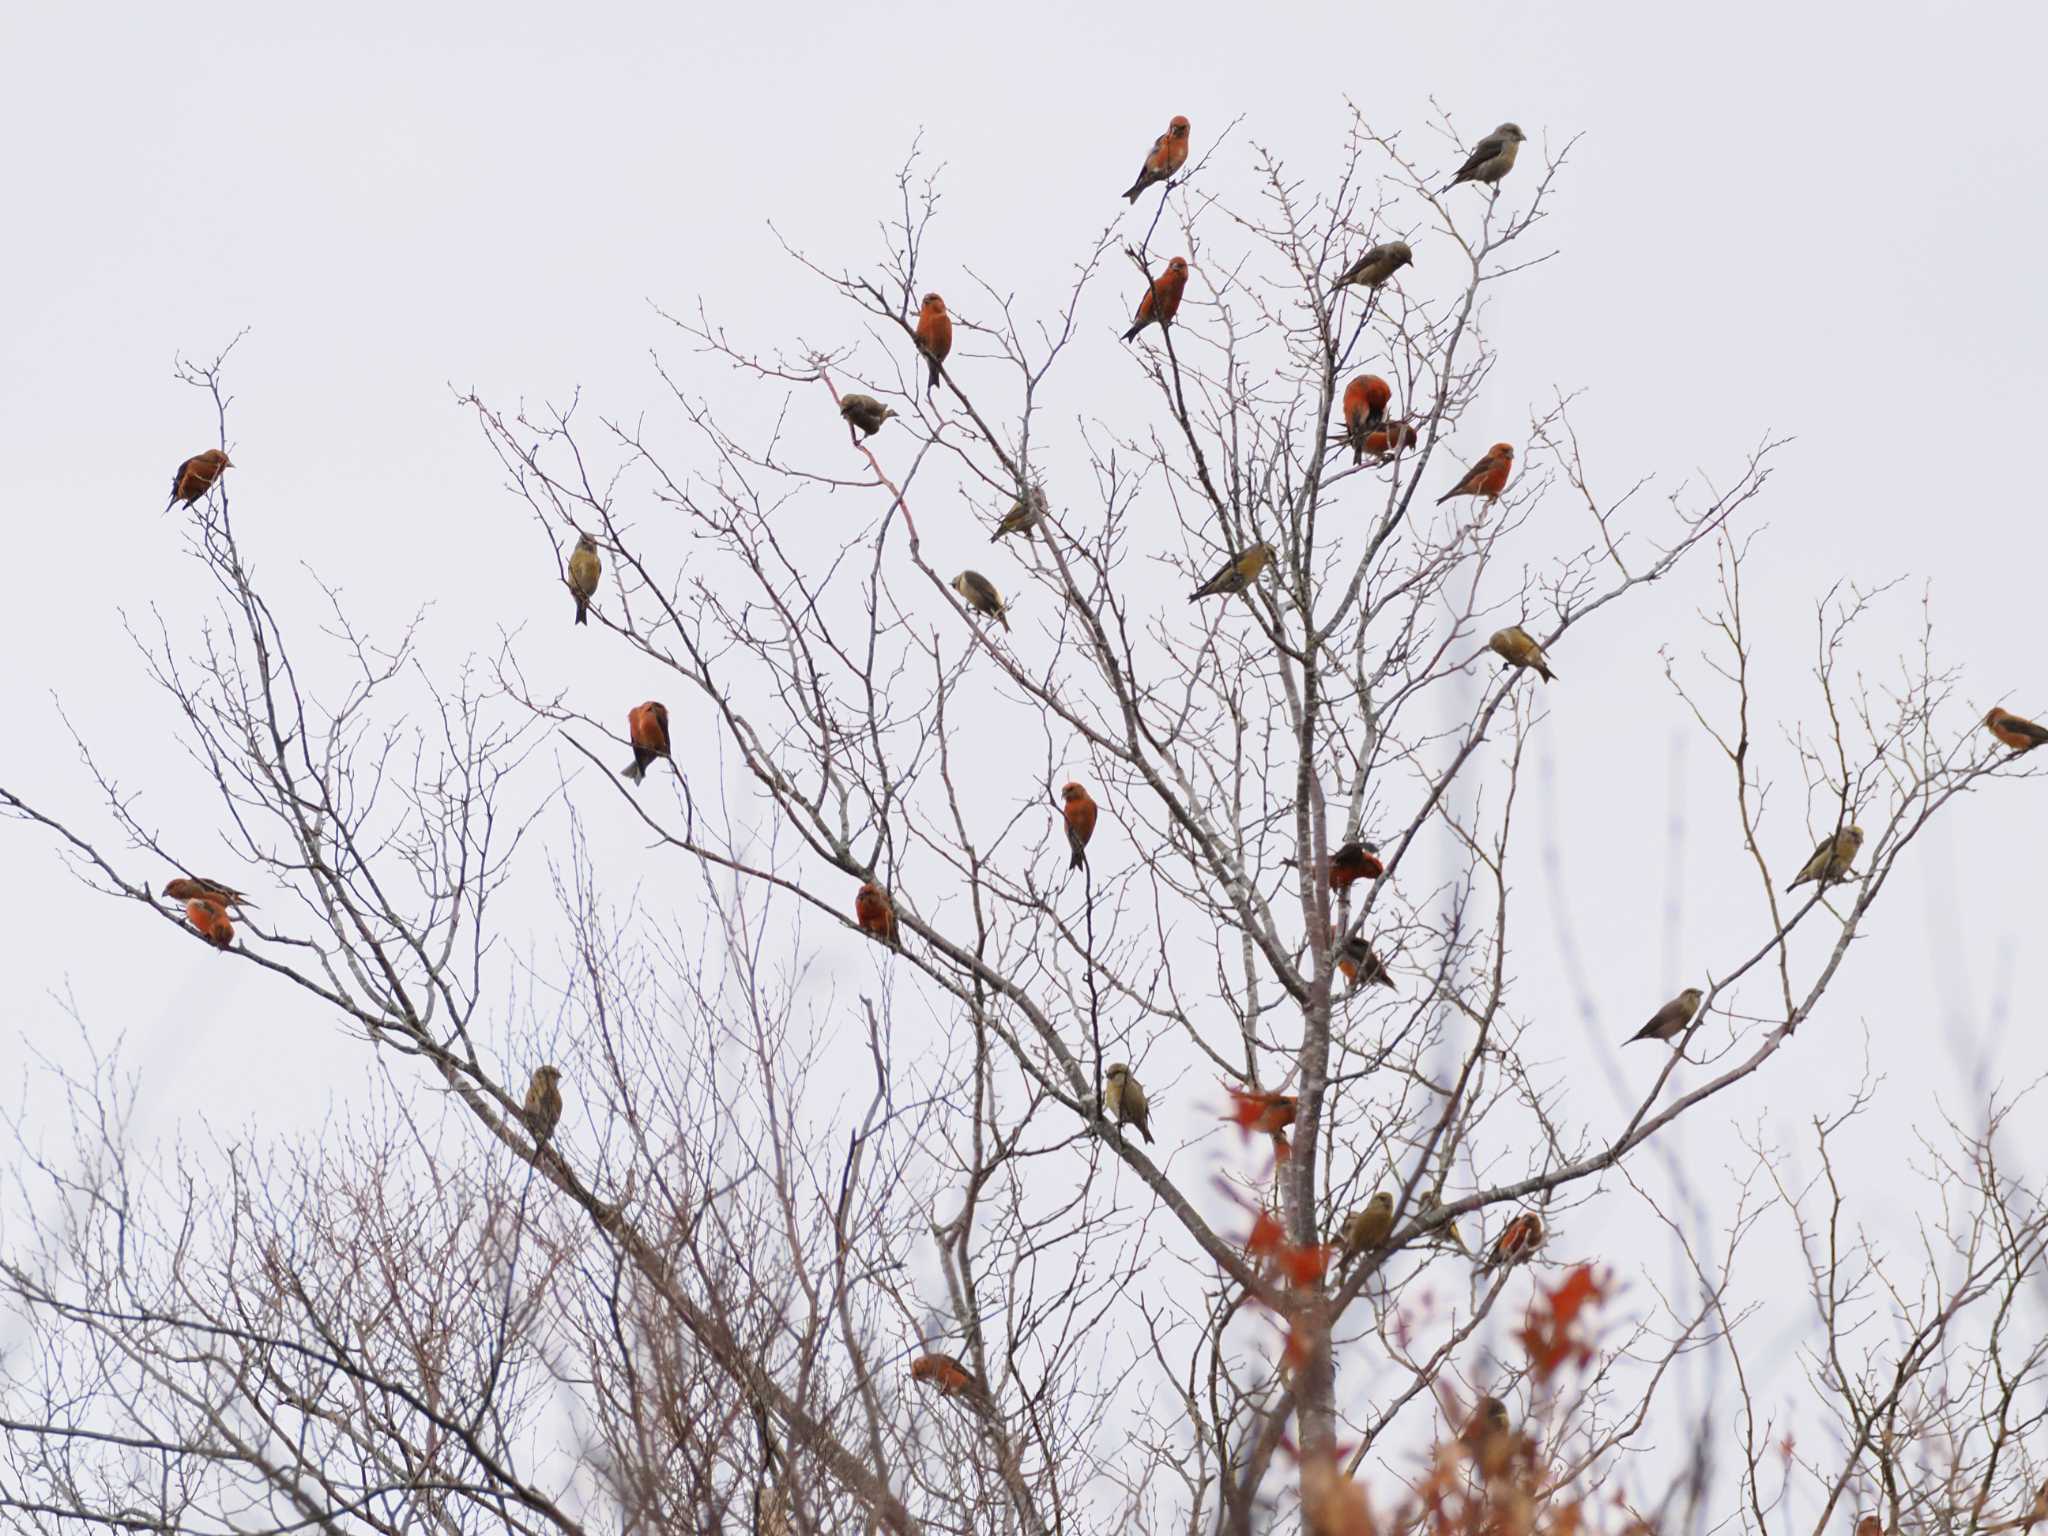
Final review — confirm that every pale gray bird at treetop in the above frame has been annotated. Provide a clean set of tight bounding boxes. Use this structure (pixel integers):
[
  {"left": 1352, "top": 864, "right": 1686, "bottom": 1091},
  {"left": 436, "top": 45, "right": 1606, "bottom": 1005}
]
[
  {"left": 1441, "top": 123, "right": 1526, "bottom": 192},
  {"left": 1628, "top": 987, "right": 1704, "bottom": 1045},
  {"left": 1787, "top": 825, "right": 1864, "bottom": 892},
  {"left": 1104, "top": 1062, "right": 1153, "bottom": 1143},
  {"left": 951, "top": 570, "right": 1009, "bottom": 630},
  {"left": 1334, "top": 240, "right": 1414, "bottom": 292}
]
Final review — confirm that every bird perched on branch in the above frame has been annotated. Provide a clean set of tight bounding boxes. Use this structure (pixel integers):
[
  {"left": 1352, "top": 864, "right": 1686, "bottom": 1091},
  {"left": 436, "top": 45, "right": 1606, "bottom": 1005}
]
[
  {"left": 164, "top": 448, "right": 232, "bottom": 512},
  {"left": 1122, "top": 256, "right": 1191, "bottom": 343},
  {"left": 1788, "top": 825, "right": 1864, "bottom": 892},
  {"left": 1334, "top": 240, "right": 1413, "bottom": 293},
  {"left": 992, "top": 485, "right": 1047, "bottom": 541},
  {"left": 1362, "top": 422, "right": 1417, "bottom": 461},
  {"left": 1628, "top": 987, "right": 1704, "bottom": 1045},
  {"left": 951, "top": 570, "right": 1009, "bottom": 631},
  {"left": 1327, "top": 840, "right": 1383, "bottom": 892},
  {"left": 1122, "top": 115, "right": 1191, "bottom": 202},
  {"left": 567, "top": 533, "right": 601, "bottom": 626},
  {"left": 1189, "top": 542, "right": 1273, "bottom": 602},
  {"left": 1341, "top": 376, "right": 1392, "bottom": 465},
  {"left": 523, "top": 1065, "right": 563, "bottom": 1142},
  {"left": 914, "top": 294, "right": 951, "bottom": 394},
  {"left": 910, "top": 1352, "right": 985, "bottom": 1401},
  {"left": 620, "top": 701, "right": 671, "bottom": 786},
  {"left": 1986, "top": 706, "right": 2048, "bottom": 754},
  {"left": 1061, "top": 782, "right": 1098, "bottom": 870},
  {"left": 855, "top": 881, "right": 900, "bottom": 949},
  {"left": 839, "top": 393, "right": 897, "bottom": 440},
  {"left": 1438, "top": 443, "right": 1514, "bottom": 505},
  {"left": 1488, "top": 625, "right": 1556, "bottom": 683},
  {"left": 163, "top": 877, "right": 254, "bottom": 913},
  {"left": 1459, "top": 1395, "right": 1521, "bottom": 1480},
  {"left": 1479, "top": 1211, "right": 1543, "bottom": 1274},
  {"left": 1337, "top": 936, "right": 1396, "bottom": 992},
  {"left": 184, "top": 898, "right": 235, "bottom": 949},
  {"left": 1104, "top": 1062, "right": 1153, "bottom": 1143},
  {"left": 1339, "top": 1191, "right": 1395, "bottom": 1268},
  {"left": 1441, "top": 123, "right": 1526, "bottom": 192}
]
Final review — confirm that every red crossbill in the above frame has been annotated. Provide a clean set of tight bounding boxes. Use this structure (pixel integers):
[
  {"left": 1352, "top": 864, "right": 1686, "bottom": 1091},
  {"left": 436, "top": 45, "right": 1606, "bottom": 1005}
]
[
  {"left": 855, "top": 881, "right": 900, "bottom": 949},
  {"left": 1122, "top": 115, "right": 1191, "bottom": 202},
  {"left": 621, "top": 701, "right": 672, "bottom": 786},
  {"left": 914, "top": 294, "right": 952, "bottom": 394},
  {"left": 1341, "top": 375, "right": 1392, "bottom": 465},
  {"left": 1061, "top": 782, "right": 1098, "bottom": 870},
  {"left": 162, "top": 877, "right": 254, "bottom": 913},
  {"left": 1478, "top": 1211, "right": 1543, "bottom": 1274},
  {"left": 1438, "top": 443, "right": 1514, "bottom": 505},
  {"left": 1122, "top": 257, "right": 1191, "bottom": 343},
  {"left": 1986, "top": 707, "right": 2048, "bottom": 753},
  {"left": 910, "top": 1352, "right": 984, "bottom": 1400},
  {"left": 1327, "top": 840, "right": 1383, "bottom": 892},
  {"left": 184, "top": 898, "right": 234, "bottom": 949},
  {"left": 164, "top": 448, "right": 232, "bottom": 512}
]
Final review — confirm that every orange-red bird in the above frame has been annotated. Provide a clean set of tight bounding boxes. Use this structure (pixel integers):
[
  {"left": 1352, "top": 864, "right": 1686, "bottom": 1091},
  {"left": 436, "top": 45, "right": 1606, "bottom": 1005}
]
[
  {"left": 1061, "top": 782, "right": 1098, "bottom": 871},
  {"left": 909, "top": 1352, "right": 983, "bottom": 1400},
  {"left": 1341, "top": 376, "right": 1392, "bottom": 465},
  {"left": 1437, "top": 443, "right": 1514, "bottom": 505},
  {"left": 1854, "top": 1519, "right": 1882, "bottom": 1536},
  {"left": 1362, "top": 421, "right": 1417, "bottom": 460},
  {"left": 1228, "top": 1088, "right": 1298, "bottom": 1139},
  {"left": 165, "top": 448, "right": 232, "bottom": 512},
  {"left": 1337, "top": 936, "right": 1396, "bottom": 991},
  {"left": 914, "top": 294, "right": 952, "bottom": 394},
  {"left": 184, "top": 898, "right": 234, "bottom": 949},
  {"left": 162, "top": 877, "right": 255, "bottom": 913},
  {"left": 1986, "top": 707, "right": 2048, "bottom": 753},
  {"left": 855, "top": 881, "right": 900, "bottom": 949},
  {"left": 1327, "top": 840, "right": 1383, "bottom": 892},
  {"left": 1122, "top": 115, "right": 1191, "bottom": 202},
  {"left": 621, "top": 701, "right": 671, "bottom": 785},
  {"left": 1479, "top": 1211, "right": 1544, "bottom": 1274},
  {"left": 1122, "top": 257, "right": 1190, "bottom": 343}
]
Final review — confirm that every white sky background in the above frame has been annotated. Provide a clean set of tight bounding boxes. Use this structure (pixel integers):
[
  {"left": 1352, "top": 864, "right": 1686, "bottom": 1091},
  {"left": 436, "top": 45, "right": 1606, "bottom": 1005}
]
[{"left": 3, "top": 0, "right": 2046, "bottom": 1518}]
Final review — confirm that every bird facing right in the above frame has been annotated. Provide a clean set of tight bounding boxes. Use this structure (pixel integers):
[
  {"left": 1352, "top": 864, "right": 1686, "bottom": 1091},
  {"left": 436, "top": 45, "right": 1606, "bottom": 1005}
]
[
  {"left": 1440, "top": 123, "right": 1526, "bottom": 192},
  {"left": 1628, "top": 986, "right": 1704, "bottom": 1045}
]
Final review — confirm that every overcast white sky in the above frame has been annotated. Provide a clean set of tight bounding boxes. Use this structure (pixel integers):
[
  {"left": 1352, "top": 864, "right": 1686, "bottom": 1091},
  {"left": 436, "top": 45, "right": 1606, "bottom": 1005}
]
[{"left": 3, "top": 0, "right": 2045, "bottom": 1508}]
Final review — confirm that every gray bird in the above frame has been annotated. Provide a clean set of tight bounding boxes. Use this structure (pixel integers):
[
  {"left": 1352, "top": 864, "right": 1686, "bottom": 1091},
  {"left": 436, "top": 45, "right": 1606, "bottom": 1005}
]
[
  {"left": 992, "top": 485, "right": 1048, "bottom": 541},
  {"left": 1628, "top": 986, "right": 1704, "bottom": 1045},
  {"left": 1334, "top": 240, "right": 1414, "bottom": 291},
  {"left": 1104, "top": 1062, "right": 1153, "bottom": 1143},
  {"left": 1441, "top": 123, "right": 1526, "bottom": 192},
  {"left": 1788, "top": 825, "right": 1864, "bottom": 892},
  {"left": 951, "top": 570, "right": 1009, "bottom": 630},
  {"left": 839, "top": 393, "right": 897, "bottom": 440}
]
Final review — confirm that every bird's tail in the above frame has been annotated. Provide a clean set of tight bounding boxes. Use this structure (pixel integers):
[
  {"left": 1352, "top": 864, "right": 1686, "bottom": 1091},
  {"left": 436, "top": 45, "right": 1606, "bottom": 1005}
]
[
  {"left": 1536, "top": 663, "right": 1556, "bottom": 683},
  {"left": 574, "top": 598, "right": 589, "bottom": 626},
  {"left": 1122, "top": 184, "right": 1142, "bottom": 203},
  {"left": 1137, "top": 1122, "right": 1154, "bottom": 1145},
  {"left": 997, "top": 611, "right": 1009, "bottom": 631},
  {"left": 1435, "top": 488, "right": 1458, "bottom": 506},
  {"left": 1122, "top": 321, "right": 1143, "bottom": 343},
  {"left": 1070, "top": 846, "right": 1086, "bottom": 871},
  {"left": 622, "top": 757, "right": 647, "bottom": 785}
]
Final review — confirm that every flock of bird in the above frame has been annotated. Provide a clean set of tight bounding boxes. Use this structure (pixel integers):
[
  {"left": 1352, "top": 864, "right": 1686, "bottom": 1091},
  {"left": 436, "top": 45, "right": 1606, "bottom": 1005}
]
[{"left": 153, "top": 112, "right": 2048, "bottom": 1434}]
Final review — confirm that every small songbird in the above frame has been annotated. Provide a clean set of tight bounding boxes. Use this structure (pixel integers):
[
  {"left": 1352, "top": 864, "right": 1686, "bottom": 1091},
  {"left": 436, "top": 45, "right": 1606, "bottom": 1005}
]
[
  {"left": 1628, "top": 987, "right": 1704, "bottom": 1045},
  {"left": 1854, "top": 1519, "right": 1882, "bottom": 1536},
  {"left": 1341, "top": 375, "right": 1393, "bottom": 465},
  {"left": 992, "top": 485, "right": 1048, "bottom": 541},
  {"left": 1334, "top": 241, "right": 1414, "bottom": 293},
  {"left": 855, "top": 880, "right": 900, "bottom": 949},
  {"left": 909, "top": 1352, "right": 984, "bottom": 1400},
  {"left": 620, "top": 701, "right": 672, "bottom": 786},
  {"left": 1339, "top": 1191, "right": 1396, "bottom": 1266},
  {"left": 1122, "top": 256, "right": 1192, "bottom": 343},
  {"left": 1327, "top": 839, "right": 1383, "bottom": 892},
  {"left": 1437, "top": 443, "right": 1514, "bottom": 505},
  {"left": 164, "top": 448, "right": 232, "bottom": 513},
  {"left": 1488, "top": 625, "right": 1556, "bottom": 683},
  {"left": 1062, "top": 782, "right": 1098, "bottom": 870},
  {"left": 1478, "top": 1211, "right": 1544, "bottom": 1274},
  {"left": 1104, "top": 1062, "right": 1153, "bottom": 1143},
  {"left": 184, "top": 898, "right": 235, "bottom": 949},
  {"left": 567, "top": 533, "right": 601, "bottom": 626},
  {"left": 1440, "top": 123, "right": 1527, "bottom": 193},
  {"left": 1362, "top": 422, "right": 1417, "bottom": 460},
  {"left": 162, "top": 877, "right": 255, "bottom": 913},
  {"left": 951, "top": 570, "right": 1010, "bottom": 631},
  {"left": 1337, "top": 936, "right": 1396, "bottom": 992},
  {"left": 1122, "top": 114, "right": 1191, "bottom": 202},
  {"left": 1189, "top": 542, "right": 1273, "bottom": 602},
  {"left": 839, "top": 393, "right": 898, "bottom": 440},
  {"left": 1416, "top": 1189, "right": 1470, "bottom": 1254},
  {"left": 1788, "top": 825, "right": 1864, "bottom": 892},
  {"left": 1459, "top": 1395, "right": 1512, "bottom": 1455},
  {"left": 523, "top": 1065, "right": 564, "bottom": 1142},
  {"left": 914, "top": 294, "right": 952, "bottom": 394},
  {"left": 1985, "top": 706, "right": 2048, "bottom": 754},
  {"left": 1242, "top": 1093, "right": 1297, "bottom": 1138}
]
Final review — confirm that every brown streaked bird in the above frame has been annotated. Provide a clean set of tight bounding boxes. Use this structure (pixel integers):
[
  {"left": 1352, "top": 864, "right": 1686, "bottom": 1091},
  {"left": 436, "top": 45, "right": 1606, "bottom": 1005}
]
[
  {"left": 620, "top": 701, "right": 672, "bottom": 786},
  {"left": 909, "top": 1352, "right": 984, "bottom": 1400},
  {"left": 951, "top": 570, "right": 1009, "bottom": 631},
  {"left": 1787, "top": 824, "right": 1864, "bottom": 892},
  {"left": 1341, "top": 375, "right": 1393, "bottom": 465},
  {"left": 855, "top": 881, "right": 900, "bottom": 949},
  {"left": 184, "top": 898, "right": 234, "bottom": 950},
  {"left": 1488, "top": 625, "right": 1556, "bottom": 683},
  {"left": 992, "top": 485, "right": 1048, "bottom": 541},
  {"left": 1437, "top": 443, "right": 1514, "bottom": 505},
  {"left": 1104, "top": 1062, "right": 1153, "bottom": 1144},
  {"left": 523, "top": 1065, "right": 564, "bottom": 1142},
  {"left": 1628, "top": 987, "right": 1704, "bottom": 1045},
  {"left": 1061, "top": 782, "right": 1098, "bottom": 870},
  {"left": 165, "top": 448, "right": 232, "bottom": 512},
  {"left": 1122, "top": 114, "right": 1191, "bottom": 202},
  {"left": 1122, "top": 256, "right": 1191, "bottom": 343},
  {"left": 1334, "top": 240, "right": 1414, "bottom": 293},
  {"left": 162, "top": 877, "right": 255, "bottom": 913},
  {"left": 1986, "top": 706, "right": 2048, "bottom": 754},
  {"left": 1337, "top": 936, "right": 1396, "bottom": 992},
  {"left": 1478, "top": 1211, "right": 1544, "bottom": 1274},
  {"left": 567, "top": 533, "right": 601, "bottom": 626},
  {"left": 913, "top": 294, "right": 952, "bottom": 394},
  {"left": 1362, "top": 421, "right": 1417, "bottom": 460},
  {"left": 839, "top": 393, "right": 897, "bottom": 440},
  {"left": 1189, "top": 542, "right": 1273, "bottom": 602},
  {"left": 1327, "top": 839, "right": 1383, "bottom": 892},
  {"left": 1440, "top": 123, "right": 1527, "bottom": 193},
  {"left": 1339, "top": 1191, "right": 1396, "bottom": 1266}
]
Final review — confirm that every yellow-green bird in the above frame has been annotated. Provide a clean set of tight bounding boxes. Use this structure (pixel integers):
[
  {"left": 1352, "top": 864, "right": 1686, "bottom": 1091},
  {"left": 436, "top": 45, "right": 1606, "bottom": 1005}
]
[
  {"left": 839, "top": 393, "right": 897, "bottom": 440},
  {"left": 567, "top": 534, "right": 601, "bottom": 626},
  {"left": 1189, "top": 543, "right": 1274, "bottom": 602},
  {"left": 1488, "top": 625, "right": 1556, "bottom": 683},
  {"left": 1339, "top": 1190, "right": 1396, "bottom": 1267},
  {"left": 1787, "top": 825, "right": 1864, "bottom": 892},
  {"left": 523, "top": 1065, "right": 564, "bottom": 1142},
  {"left": 951, "top": 570, "right": 1009, "bottom": 630},
  {"left": 1104, "top": 1062, "right": 1153, "bottom": 1143},
  {"left": 992, "top": 485, "right": 1048, "bottom": 542},
  {"left": 1628, "top": 986, "right": 1704, "bottom": 1045}
]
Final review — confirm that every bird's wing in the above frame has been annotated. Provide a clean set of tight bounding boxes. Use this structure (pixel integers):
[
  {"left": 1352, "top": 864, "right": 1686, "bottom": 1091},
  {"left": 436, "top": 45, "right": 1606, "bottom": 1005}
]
[{"left": 1456, "top": 133, "right": 1506, "bottom": 177}]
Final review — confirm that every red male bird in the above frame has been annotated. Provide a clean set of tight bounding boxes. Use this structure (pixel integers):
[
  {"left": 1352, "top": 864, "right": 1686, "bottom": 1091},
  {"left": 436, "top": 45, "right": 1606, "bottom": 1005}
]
[
  {"left": 620, "top": 701, "right": 671, "bottom": 786},
  {"left": 164, "top": 448, "right": 232, "bottom": 513},
  {"left": 184, "top": 898, "right": 235, "bottom": 949},
  {"left": 1362, "top": 422, "right": 1417, "bottom": 461},
  {"left": 1122, "top": 115, "right": 1191, "bottom": 202},
  {"left": 1341, "top": 376, "right": 1392, "bottom": 465},
  {"left": 1986, "top": 706, "right": 2048, "bottom": 753},
  {"left": 1327, "top": 840, "right": 1383, "bottom": 892},
  {"left": 855, "top": 881, "right": 900, "bottom": 949},
  {"left": 909, "top": 1352, "right": 984, "bottom": 1400},
  {"left": 914, "top": 294, "right": 952, "bottom": 394},
  {"left": 1479, "top": 1211, "right": 1544, "bottom": 1274},
  {"left": 1122, "top": 257, "right": 1191, "bottom": 343},
  {"left": 1437, "top": 443, "right": 1514, "bottom": 505},
  {"left": 1062, "top": 782, "right": 1098, "bottom": 871}
]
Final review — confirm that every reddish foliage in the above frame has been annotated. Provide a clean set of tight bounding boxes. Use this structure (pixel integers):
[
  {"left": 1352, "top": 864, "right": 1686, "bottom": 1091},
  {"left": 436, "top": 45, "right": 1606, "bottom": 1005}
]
[{"left": 1516, "top": 1263, "right": 1608, "bottom": 1382}]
